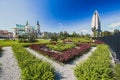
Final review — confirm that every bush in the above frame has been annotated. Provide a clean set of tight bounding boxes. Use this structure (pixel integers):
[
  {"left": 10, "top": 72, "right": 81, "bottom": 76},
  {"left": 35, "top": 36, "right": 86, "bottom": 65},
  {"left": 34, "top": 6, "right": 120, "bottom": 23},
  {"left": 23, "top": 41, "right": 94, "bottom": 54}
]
[
  {"left": 74, "top": 44, "right": 114, "bottom": 80},
  {"left": 50, "top": 36, "right": 58, "bottom": 42},
  {"left": 114, "top": 64, "right": 120, "bottom": 80},
  {"left": 41, "top": 71, "right": 54, "bottom": 80},
  {"left": 12, "top": 44, "right": 55, "bottom": 80},
  {"left": 47, "top": 43, "right": 75, "bottom": 52}
]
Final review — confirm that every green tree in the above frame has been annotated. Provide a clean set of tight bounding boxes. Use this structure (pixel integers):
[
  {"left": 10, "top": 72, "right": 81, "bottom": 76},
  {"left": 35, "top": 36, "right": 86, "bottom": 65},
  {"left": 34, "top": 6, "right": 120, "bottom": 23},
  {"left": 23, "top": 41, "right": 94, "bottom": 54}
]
[
  {"left": 101, "top": 31, "right": 112, "bottom": 37},
  {"left": 114, "top": 29, "right": 119, "bottom": 34}
]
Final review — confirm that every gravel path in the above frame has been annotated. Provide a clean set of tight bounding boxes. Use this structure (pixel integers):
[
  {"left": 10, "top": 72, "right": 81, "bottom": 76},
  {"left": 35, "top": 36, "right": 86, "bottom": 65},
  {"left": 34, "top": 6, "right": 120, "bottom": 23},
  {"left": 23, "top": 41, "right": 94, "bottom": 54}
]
[
  {"left": 0, "top": 47, "right": 21, "bottom": 80},
  {"left": 26, "top": 47, "right": 97, "bottom": 80}
]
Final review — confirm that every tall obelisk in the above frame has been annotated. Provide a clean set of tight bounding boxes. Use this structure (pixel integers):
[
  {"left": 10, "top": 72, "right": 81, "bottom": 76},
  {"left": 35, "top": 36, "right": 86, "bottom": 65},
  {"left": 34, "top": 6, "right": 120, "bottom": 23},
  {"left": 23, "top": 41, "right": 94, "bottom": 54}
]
[{"left": 91, "top": 10, "right": 101, "bottom": 37}]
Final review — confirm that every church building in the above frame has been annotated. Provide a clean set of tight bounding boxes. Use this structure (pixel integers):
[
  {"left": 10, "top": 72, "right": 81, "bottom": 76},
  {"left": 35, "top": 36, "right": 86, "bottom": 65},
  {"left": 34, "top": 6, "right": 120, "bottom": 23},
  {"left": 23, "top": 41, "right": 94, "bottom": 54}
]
[{"left": 13, "top": 21, "right": 41, "bottom": 38}]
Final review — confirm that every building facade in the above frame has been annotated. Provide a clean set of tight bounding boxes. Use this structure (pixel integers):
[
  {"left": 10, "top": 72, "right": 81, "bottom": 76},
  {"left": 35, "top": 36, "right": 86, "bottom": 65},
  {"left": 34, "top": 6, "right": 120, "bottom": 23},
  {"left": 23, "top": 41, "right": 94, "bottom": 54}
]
[
  {"left": 13, "top": 21, "right": 41, "bottom": 38},
  {"left": 91, "top": 10, "right": 101, "bottom": 37},
  {"left": 0, "top": 30, "right": 13, "bottom": 39}
]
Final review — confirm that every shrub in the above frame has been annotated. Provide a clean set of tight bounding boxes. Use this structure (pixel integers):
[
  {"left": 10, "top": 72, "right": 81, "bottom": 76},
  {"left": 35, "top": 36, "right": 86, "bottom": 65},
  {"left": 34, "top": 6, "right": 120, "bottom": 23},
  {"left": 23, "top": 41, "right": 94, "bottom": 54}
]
[
  {"left": 114, "top": 64, "right": 120, "bottom": 80},
  {"left": 74, "top": 44, "right": 114, "bottom": 80},
  {"left": 12, "top": 44, "right": 55, "bottom": 80},
  {"left": 50, "top": 35, "right": 58, "bottom": 42},
  {"left": 47, "top": 43, "right": 75, "bottom": 52}
]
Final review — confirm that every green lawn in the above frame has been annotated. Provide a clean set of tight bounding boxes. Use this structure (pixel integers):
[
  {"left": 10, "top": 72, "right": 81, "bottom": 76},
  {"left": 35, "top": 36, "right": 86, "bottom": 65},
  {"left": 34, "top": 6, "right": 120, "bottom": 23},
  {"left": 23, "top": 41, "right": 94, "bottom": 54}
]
[
  {"left": 71, "top": 37, "right": 92, "bottom": 43},
  {"left": 0, "top": 39, "right": 50, "bottom": 47}
]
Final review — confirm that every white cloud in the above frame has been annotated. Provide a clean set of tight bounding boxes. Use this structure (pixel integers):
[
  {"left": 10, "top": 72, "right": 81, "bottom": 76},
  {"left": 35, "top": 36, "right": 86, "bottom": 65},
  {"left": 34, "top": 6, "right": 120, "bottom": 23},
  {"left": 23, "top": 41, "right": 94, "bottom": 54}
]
[
  {"left": 109, "top": 22, "right": 120, "bottom": 28},
  {"left": 81, "top": 29, "right": 89, "bottom": 33},
  {"left": 59, "top": 26, "right": 63, "bottom": 29},
  {"left": 58, "top": 22, "right": 64, "bottom": 29},
  {"left": 58, "top": 22, "right": 62, "bottom": 26}
]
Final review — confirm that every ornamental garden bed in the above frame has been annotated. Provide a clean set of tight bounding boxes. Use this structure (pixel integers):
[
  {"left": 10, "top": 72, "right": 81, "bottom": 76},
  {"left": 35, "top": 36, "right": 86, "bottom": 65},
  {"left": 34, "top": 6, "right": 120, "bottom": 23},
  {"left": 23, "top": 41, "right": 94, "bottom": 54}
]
[{"left": 30, "top": 43, "right": 91, "bottom": 63}]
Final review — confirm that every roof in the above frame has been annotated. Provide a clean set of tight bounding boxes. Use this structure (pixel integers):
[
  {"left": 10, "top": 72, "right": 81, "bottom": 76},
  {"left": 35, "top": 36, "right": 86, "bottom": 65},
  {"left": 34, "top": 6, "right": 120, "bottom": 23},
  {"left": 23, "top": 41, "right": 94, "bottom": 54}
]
[
  {"left": 15, "top": 24, "right": 36, "bottom": 30},
  {"left": 16, "top": 24, "right": 25, "bottom": 29}
]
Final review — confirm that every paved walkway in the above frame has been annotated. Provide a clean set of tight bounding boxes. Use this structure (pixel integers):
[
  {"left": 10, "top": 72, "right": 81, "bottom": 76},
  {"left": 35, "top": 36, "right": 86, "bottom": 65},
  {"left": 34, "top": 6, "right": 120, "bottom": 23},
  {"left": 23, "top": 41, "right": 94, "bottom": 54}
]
[
  {"left": 26, "top": 47, "right": 97, "bottom": 80},
  {"left": 0, "top": 47, "right": 21, "bottom": 80}
]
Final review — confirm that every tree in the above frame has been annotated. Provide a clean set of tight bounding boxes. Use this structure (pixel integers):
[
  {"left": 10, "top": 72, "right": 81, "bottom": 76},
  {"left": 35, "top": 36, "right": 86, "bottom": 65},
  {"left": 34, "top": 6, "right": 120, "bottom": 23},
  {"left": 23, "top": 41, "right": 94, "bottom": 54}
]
[
  {"left": 50, "top": 35, "right": 58, "bottom": 42},
  {"left": 114, "top": 29, "right": 119, "bottom": 34},
  {"left": 72, "top": 32, "right": 79, "bottom": 37},
  {"left": 101, "top": 31, "right": 112, "bottom": 37}
]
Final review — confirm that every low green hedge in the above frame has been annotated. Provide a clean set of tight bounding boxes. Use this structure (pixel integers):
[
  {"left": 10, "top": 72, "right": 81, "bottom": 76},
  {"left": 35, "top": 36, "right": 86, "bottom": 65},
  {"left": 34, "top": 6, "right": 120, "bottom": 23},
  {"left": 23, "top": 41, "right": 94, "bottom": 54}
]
[
  {"left": 47, "top": 43, "right": 75, "bottom": 52},
  {"left": 114, "top": 64, "right": 120, "bottom": 80},
  {"left": 74, "top": 44, "right": 114, "bottom": 80},
  {"left": 12, "top": 44, "right": 55, "bottom": 80}
]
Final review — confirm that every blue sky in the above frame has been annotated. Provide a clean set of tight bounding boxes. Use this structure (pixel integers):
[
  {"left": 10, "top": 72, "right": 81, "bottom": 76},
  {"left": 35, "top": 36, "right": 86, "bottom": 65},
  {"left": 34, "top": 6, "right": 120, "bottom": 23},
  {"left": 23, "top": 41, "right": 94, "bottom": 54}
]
[{"left": 0, "top": 0, "right": 120, "bottom": 34}]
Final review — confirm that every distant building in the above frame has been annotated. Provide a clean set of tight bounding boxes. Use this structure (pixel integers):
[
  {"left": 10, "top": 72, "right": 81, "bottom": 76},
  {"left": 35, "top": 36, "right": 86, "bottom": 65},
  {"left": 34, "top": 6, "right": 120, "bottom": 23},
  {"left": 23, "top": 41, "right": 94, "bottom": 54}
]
[
  {"left": 91, "top": 10, "right": 101, "bottom": 37},
  {"left": 13, "top": 21, "right": 42, "bottom": 38},
  {"left": 0, "top": 30, "right": 13, "bottom": 39}
]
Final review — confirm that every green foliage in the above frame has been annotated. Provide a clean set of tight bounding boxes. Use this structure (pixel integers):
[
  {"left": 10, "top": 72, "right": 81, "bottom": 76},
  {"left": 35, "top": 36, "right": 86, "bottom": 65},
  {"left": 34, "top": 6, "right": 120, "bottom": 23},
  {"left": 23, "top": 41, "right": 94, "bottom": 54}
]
[
  {"left": 36, "top": 39, "right": 50, "bottom": 44},
  {"left": 50, "top": 35, "right": 58, "bottom": 42},
  {"left": 74, "top": 44, "right": 114, "bottom": 80},
  {"left": 101, "top": 31, "right": 112, "bottom": 37},
  {"left": 0, "top": 40, "right": 18, "bottom": 46},
  {"left": 0, "top": 39, "right": 50, "bottom": 47},
  {"left": 41, "top": 71, "right": 54, "bottom": 80},
  {"left": 12, "top": 44, "right": 54, "bottom": 80},
  {"left": 114, "top": 64, "right": 120, "bottom": 80},
  {"left": 90, "top": 43, "right": 97, "bottom": 47},
  {"left": 18, "top": 34, "right": 37, "bottom": 43},
  {"left": 72, "top": 37, "right": 92, "bottom": 43},
  {"left": 47, "top": 43, "right": 75, "bottom": 52}
]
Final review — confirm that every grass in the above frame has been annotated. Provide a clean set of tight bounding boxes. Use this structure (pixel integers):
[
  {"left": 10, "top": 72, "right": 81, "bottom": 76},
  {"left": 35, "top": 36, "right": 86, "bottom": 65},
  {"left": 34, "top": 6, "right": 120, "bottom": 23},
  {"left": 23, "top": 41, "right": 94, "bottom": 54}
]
[
  {"left": 0, "top": 39, "right": 50, "bottom": 47},
  {"left": 71, "top": 37, "right": 92, "bottom": 43}
]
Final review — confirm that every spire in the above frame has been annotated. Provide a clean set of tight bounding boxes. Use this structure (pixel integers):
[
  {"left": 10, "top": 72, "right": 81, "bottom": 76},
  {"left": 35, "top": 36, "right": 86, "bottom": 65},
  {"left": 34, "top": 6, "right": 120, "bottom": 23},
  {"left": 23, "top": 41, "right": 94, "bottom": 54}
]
[
  {"left": 37, "top": 20, "right": 39, "bottom": 25},
  {"left": 26, "top": 21, "right": 28, "bottom": 26}
]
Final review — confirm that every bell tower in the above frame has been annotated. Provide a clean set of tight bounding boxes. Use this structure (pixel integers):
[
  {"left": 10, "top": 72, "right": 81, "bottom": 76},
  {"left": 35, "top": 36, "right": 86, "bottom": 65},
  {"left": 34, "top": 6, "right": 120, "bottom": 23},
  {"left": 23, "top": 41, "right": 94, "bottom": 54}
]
[{"left": 36, "top": 20, "right": 41, "bottom": 37}]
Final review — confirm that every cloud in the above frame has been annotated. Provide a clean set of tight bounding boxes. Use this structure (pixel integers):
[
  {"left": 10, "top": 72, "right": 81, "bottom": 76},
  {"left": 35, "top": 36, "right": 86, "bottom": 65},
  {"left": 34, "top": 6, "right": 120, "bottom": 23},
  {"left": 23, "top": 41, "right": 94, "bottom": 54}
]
[
  {"left": 58, "top": 22, "right": 62, "bottom": 26},
  {"left": 58, "top": 22, "right": 64, "bottom": 29},
  {"left": 59, "top": 26, "right": 63, "bottom": 29},
  {"left": 109, "top": 22, "right": 120, "bottom": 28},
  {"left": 81, "top": 29, "right": 89, "bottom": 33}
]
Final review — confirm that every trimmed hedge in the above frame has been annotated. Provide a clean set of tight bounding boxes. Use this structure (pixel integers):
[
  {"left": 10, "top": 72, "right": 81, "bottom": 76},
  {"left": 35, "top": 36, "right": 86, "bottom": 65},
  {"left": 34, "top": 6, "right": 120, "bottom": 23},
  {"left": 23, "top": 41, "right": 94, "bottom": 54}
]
[
  {"left": 114, "top": 64, "right": 120, "bottom": 80},
  {"left": 46, "top": 43, "right": 75, "bottom": 52},
  {"left": 74, "top": 44, "right": 114, "bottom": 80},
  {"left": 12, "top": 44, "right": 55, "bottom": 80}
]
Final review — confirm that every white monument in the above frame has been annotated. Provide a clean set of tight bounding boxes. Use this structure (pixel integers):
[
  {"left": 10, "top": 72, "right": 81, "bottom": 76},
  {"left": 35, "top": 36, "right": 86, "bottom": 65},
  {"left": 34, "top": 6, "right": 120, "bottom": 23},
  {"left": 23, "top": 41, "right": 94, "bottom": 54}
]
[{"left": 91, "top": 10, "right": 101, "bottom": 37}]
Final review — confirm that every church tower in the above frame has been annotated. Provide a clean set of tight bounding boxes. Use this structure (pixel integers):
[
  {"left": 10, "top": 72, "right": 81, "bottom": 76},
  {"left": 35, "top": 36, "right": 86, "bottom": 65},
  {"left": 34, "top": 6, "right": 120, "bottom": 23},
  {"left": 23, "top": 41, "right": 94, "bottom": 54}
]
[
  {"left": 91, "top": 10, "right": 101, "bottom": 37},
  {"left": 36, "top": 20, "right": 41, "bottom": 37}
]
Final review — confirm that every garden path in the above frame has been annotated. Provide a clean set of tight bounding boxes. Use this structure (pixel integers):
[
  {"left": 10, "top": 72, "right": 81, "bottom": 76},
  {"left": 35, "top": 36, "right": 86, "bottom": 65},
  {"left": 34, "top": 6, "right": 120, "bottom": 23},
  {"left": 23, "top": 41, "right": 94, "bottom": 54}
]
[
  {"left": 0, "top": 47, "right": 21, "bottom": 80},
  {"left": 26, "top": 47, "right": 97, "bottom": 80}
]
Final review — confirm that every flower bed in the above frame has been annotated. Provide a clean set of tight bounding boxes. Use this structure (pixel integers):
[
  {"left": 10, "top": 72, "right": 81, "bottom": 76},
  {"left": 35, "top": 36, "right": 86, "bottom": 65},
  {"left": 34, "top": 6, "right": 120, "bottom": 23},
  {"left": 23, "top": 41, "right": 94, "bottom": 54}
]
[
  {"left": 30, "top": 43, "right": 91, "bottom": 63},
  {"left": 46, "top": 43, "right": 75, "bottom": 52},
  {"left": 93, "top": 40, "right": 104, "bottom": 44}
]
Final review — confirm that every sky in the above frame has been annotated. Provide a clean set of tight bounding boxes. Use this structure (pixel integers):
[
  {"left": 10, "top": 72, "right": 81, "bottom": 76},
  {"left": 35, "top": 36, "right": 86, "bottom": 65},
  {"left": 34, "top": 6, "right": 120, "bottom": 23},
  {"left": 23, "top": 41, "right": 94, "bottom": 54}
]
[{"left": 0, "top": 0, "right": 120, "bottom": 34}]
